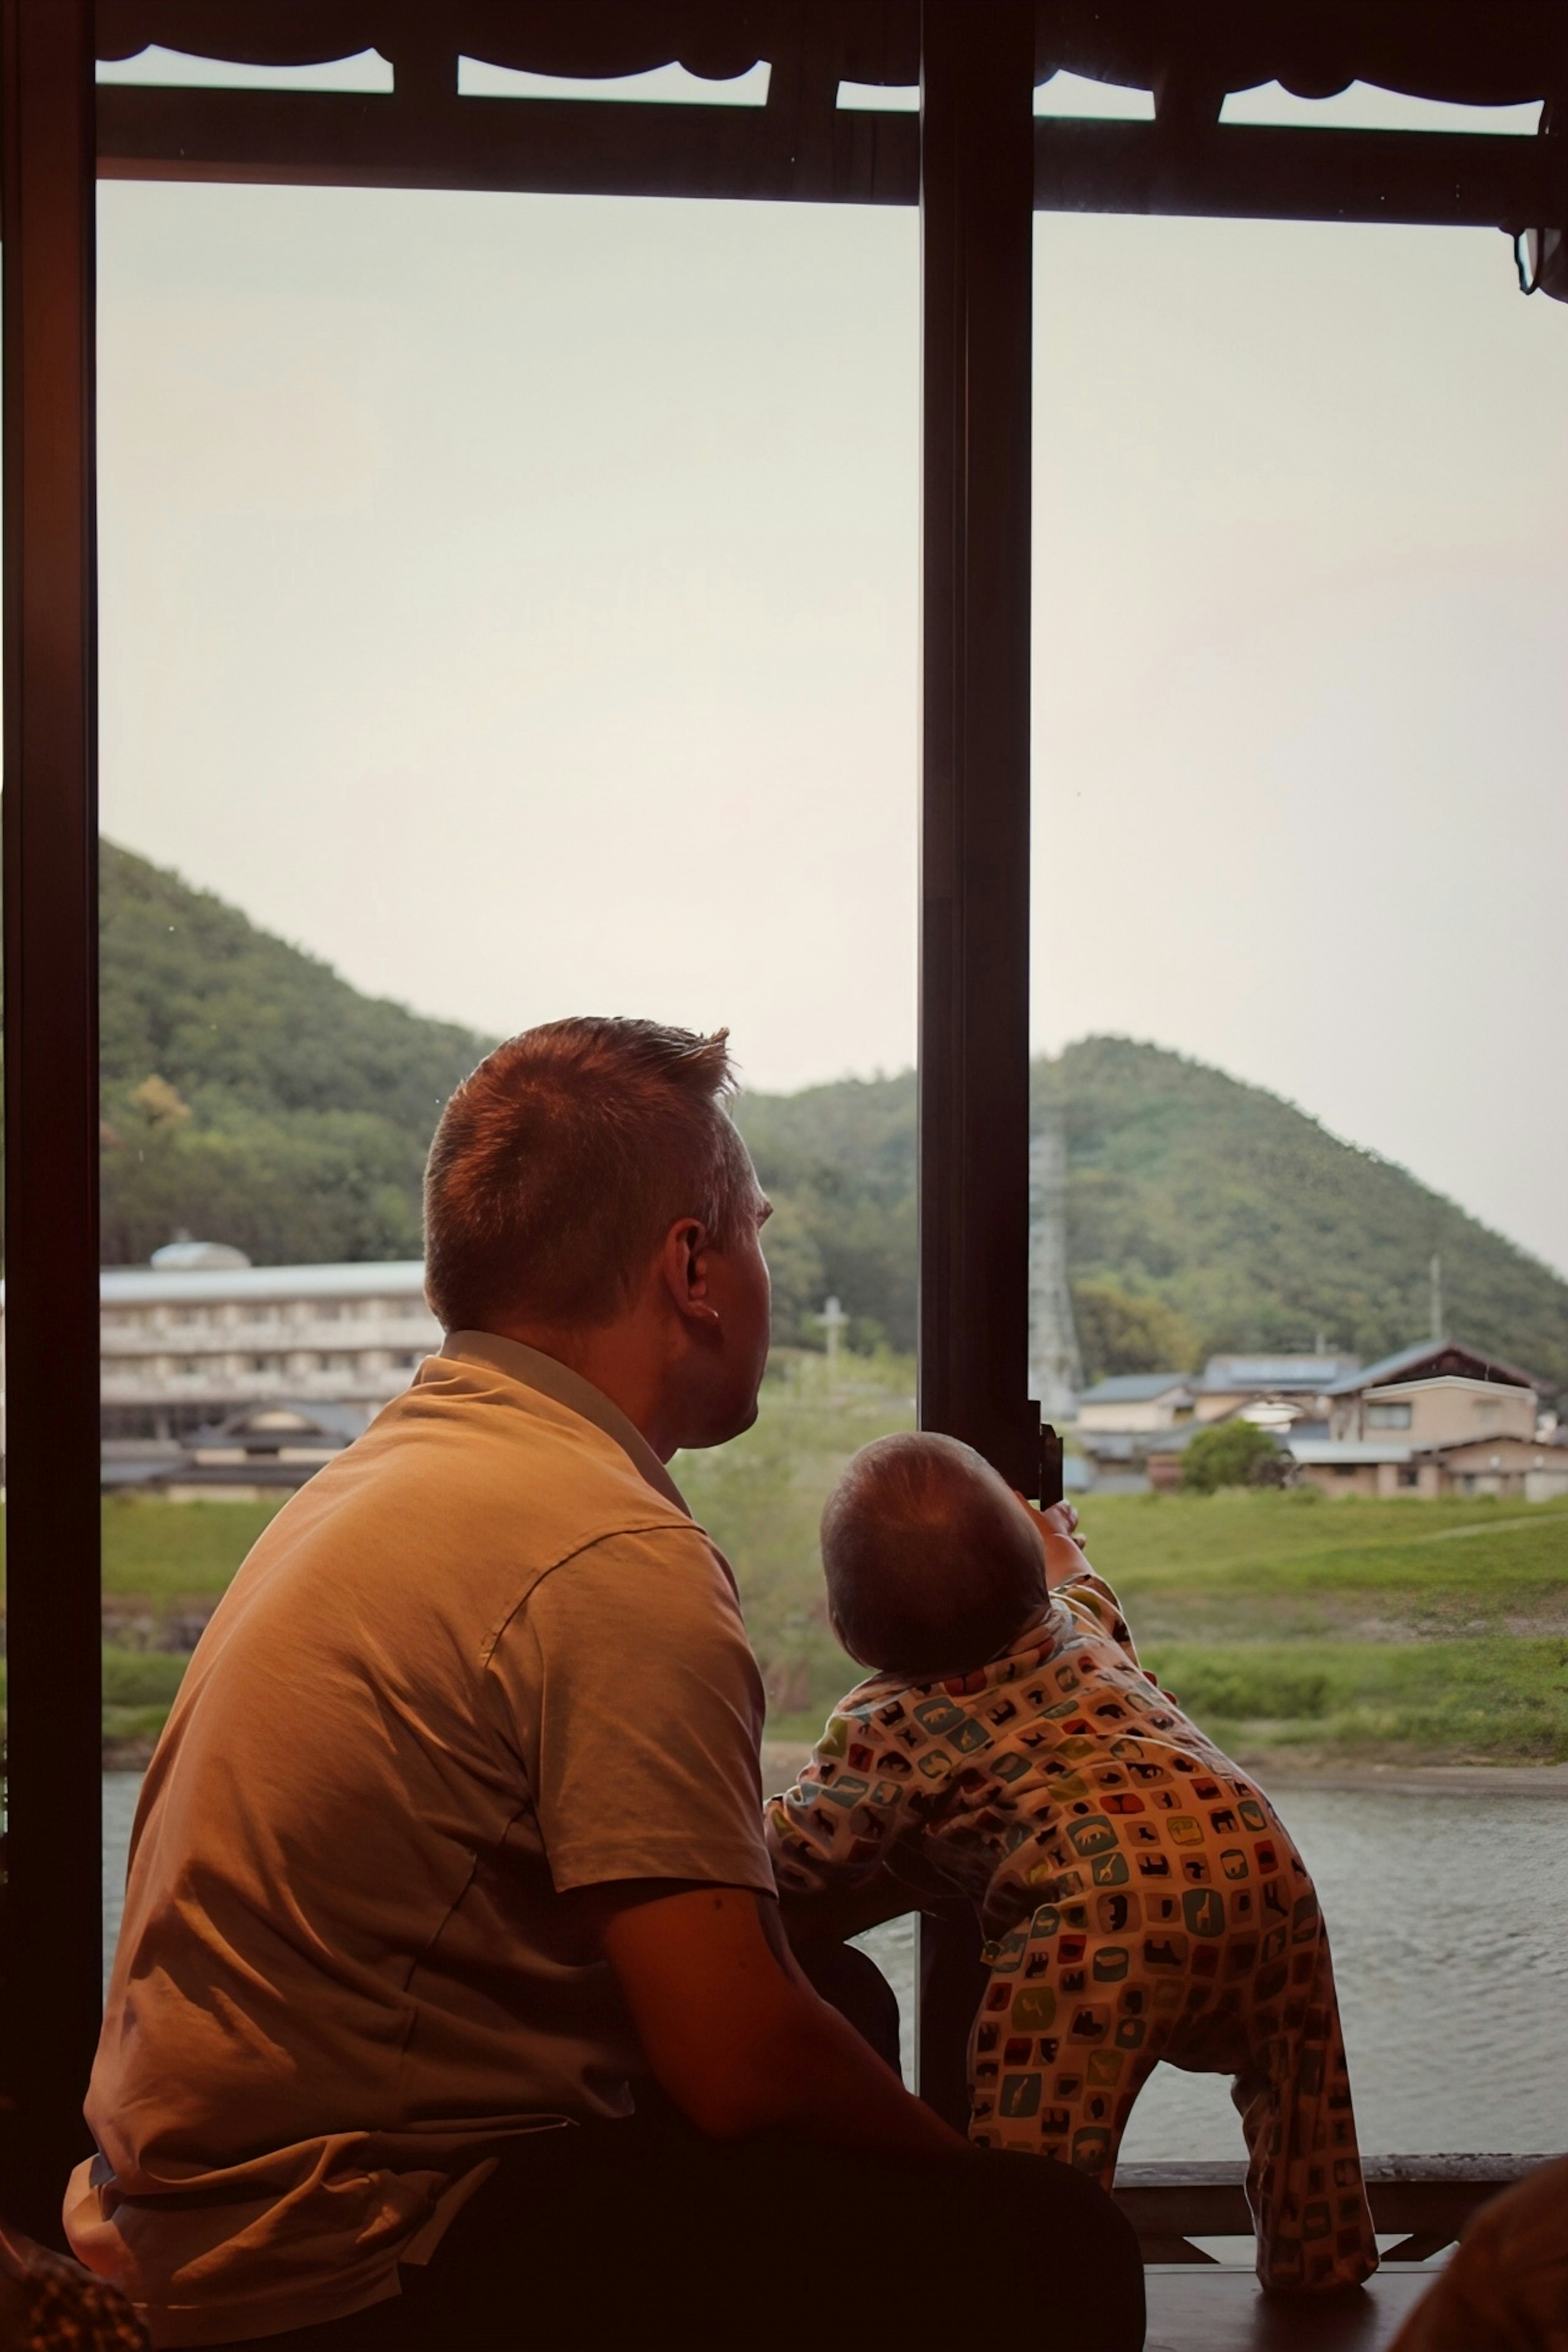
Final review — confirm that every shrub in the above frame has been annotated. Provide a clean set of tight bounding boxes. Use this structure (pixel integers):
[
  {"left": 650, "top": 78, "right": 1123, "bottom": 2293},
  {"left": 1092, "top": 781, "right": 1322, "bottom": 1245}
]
[
  {"left": 1180, "top": 1419, "right": 1286, "bottom": 1494},
  {"left": 101, "top": 1648, "right": 191, "bottom": 1708},
  {"left": 1159, "top": 1657, "right": 1330, "bottom": 1721}
]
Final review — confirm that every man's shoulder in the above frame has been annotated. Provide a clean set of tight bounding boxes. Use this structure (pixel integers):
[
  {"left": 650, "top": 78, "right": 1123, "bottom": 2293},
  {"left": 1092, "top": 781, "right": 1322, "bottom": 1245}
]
[
  {"left": 229, "top": 1358, "right": 704, "bottom": 1631},
  {"left": 367, "top": 1358, "right": 687, "bottom": 1527}
]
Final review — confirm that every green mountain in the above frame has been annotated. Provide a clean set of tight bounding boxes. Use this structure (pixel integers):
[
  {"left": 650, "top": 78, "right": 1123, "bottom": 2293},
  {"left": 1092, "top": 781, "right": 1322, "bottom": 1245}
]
[
  {"left": 99, "top": 844, "right": 1568, "bottom": 1392},
  {"left": 100, "top": 842, "right": 492, "bottom": 1265},
  {"left": 738, "top": 1044, "right": 1568, "bottom": 1390}
]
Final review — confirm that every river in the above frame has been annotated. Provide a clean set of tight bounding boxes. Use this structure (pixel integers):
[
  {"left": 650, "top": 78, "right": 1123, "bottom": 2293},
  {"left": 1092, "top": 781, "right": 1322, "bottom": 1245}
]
[{"left": 103, "top": 1777, "right": 1568, "bottom": 2158}]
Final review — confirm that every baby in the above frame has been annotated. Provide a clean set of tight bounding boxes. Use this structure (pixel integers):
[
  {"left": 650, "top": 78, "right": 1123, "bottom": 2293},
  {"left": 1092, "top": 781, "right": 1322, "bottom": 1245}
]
[{"left": 766, "top": 1433, "right": 1378, "bottom": 2294}]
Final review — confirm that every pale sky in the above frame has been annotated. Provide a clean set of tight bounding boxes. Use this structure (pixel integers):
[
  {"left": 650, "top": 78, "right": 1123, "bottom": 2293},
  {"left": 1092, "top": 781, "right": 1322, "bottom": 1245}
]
[{"left": 96, "top": 83, "right": 1568, "bottom": 1276}]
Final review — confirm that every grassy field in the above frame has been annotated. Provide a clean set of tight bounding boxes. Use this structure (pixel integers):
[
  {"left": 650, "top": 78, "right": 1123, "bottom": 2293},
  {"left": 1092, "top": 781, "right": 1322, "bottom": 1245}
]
[
  {"left": 687, "top": 1358, "right": 1568, "bottom": 1766},
  {"left": 3, "top": 1351, "right": 1565, "bottom": 1764}
]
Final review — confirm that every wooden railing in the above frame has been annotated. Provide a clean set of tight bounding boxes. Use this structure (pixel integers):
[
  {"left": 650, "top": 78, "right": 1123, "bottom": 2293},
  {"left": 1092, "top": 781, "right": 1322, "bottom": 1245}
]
[{"left": 1116, "top": 2153, "right": 1557, "bottom": 2266}]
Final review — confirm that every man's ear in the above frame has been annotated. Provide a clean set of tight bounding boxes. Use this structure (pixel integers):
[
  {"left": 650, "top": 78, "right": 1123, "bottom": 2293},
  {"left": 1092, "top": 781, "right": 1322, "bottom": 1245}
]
[{"left": 659, "top": 1217, "right": 720, "bottom": 1330}]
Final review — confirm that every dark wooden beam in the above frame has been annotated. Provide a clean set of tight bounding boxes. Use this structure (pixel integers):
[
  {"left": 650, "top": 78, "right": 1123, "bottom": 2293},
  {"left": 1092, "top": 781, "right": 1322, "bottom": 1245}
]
[
  {"left": 1034, "top": 117, "right": 1565, "bottom": 232},
  {"left": 95, "top": 80, "right": 920, "bottom": 203},
  {"left": 1, "top": 0, "right": 103, "bottom": 2238},
  {"left": 96, "top": 80, "right": 1563, "bottom": 233},
  {"left": 915, "top": 0, "right": 1038, "bottom": 1500}
]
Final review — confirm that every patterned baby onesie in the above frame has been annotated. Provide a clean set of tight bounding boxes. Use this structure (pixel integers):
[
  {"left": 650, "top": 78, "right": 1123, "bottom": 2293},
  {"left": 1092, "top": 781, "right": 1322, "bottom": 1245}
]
[{"left": 766, "top": 1571, "right": 1378, "bottom": 2292}]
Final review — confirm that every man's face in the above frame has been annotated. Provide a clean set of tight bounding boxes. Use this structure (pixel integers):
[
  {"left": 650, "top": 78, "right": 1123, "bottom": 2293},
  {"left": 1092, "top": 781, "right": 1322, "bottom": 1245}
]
[{"left": 691, "top": 1193, "right": 772, "bottom": 1447}]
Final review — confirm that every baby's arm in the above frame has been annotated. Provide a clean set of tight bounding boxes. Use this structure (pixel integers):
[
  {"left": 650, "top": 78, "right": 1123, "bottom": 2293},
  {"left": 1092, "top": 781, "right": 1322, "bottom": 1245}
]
[
  {"left": 764, "top": 1704, "right": 914, "bottom": 1898},
  {"left": 1024, "top": 1502, "right": 1143, "bottom": 1668},
  {"left": 1056, "top": 1568, "right": 1142, "bottom": 1668}
]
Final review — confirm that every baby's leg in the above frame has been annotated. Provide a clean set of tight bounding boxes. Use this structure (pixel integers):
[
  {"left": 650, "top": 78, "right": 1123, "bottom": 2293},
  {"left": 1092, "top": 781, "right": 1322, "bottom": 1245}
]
[
  {"left": 1232, "top": 1876, "right": 1378, "bottom": 2292},
  {"left": 968, "top": 1895, "right": 1168, "bottom": 2187}
]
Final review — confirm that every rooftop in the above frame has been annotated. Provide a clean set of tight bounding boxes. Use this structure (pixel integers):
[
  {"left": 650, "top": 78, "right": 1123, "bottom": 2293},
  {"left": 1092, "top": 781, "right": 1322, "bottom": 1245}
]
[
  {"left": 92, "top": 1260, "right": 430, "bottom": 1307},
  {"left": 1327, "top": 1339, "right": 1546, "bottom": 1396},
  {"left": 1077, "top": 1372, "right": 1194, "bottom": 1404},
  {"left": 1202, "top": 1354, "right": 1360, "bottom": 1391}
]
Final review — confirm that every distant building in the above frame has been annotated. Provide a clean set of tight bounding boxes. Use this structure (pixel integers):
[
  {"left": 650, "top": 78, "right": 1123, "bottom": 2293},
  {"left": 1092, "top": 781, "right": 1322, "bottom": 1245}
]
[
  {"left": 1288, "top": 1339, "right": 1561, "bottom": 1499},
  {"left": 97, "top": 1255, "right": 440, "bottom": 1448},
  {"left": 1074, "top": 1374, "right": 1199, "bottom": 1492},
  {"left": 1194, "top": 1353, "right": 1361, "bottom": 1432},
  {"left": 154, "top": 1401, "right": 368, "bottom": 1503},
  {"left": 0, "top": 1244, "right": 439, "bottom": 1486},
  {"left": 1071, "top": 1337, "right": 1566, "bottom": 1500},
  {"left": 1074, "top": 1355, "right": 1360, "bottom": 1460},
  {"left": 1076, "top": 1374, "right": 1198, "bottom": 1433},
  {"left": 1322, "top": 1341, "right": 1544, "bottom": 1443}
]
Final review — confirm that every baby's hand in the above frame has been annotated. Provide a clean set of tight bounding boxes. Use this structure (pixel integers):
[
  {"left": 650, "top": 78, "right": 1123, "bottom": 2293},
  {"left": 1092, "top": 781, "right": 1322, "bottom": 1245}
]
[
  {"left": 1012, "top": 1494, "right": 1091, "bottom": 1586},
  {"left": 1038, "top": 1501, "right": 1087, "bottom": 1549}
]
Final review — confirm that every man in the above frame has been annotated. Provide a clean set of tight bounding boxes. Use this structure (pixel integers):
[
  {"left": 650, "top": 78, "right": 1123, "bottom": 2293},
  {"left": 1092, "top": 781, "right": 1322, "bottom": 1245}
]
[{"left": 69, "top": 1019, "right": 1143, "bottom": 2350}]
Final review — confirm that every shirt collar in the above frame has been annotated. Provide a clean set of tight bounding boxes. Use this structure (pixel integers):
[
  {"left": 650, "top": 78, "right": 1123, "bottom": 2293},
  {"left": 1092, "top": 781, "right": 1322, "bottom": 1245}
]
[{"left": 439, "top": 1329, "right": 691, "bottom": 1517}]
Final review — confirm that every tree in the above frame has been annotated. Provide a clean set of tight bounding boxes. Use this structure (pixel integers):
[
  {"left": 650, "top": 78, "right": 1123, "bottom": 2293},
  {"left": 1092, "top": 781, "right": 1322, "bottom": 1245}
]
[
  {"left": 757, "top": 1196, "right": 827, "bottom": 1349},
  {"left": 1073, "top": 1279, "right": 1195, "bottom": 1379},
  {"left": 1180, "top": 1419, "right": 1287, "bottom": 1494}
]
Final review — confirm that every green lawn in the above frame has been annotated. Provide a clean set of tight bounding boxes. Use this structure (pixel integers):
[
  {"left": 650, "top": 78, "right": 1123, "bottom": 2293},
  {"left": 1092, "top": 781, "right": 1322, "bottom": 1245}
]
[
  {"left": 1079, "top": 1487, "right": 1568, "bottom": 1637},
  {"left": 688, "top": 1357, "right": 1568, "bottom": 1764},
  {"left": 2, "top": 1354, "right": 1565, "bottom": 1765},
  {"left": 100, "top": 1492, "right": 287, "bottom": 1606}
]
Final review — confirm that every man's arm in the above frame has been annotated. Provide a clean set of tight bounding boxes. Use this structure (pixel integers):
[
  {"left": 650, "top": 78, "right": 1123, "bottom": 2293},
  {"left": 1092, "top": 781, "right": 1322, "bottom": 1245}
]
[{"left": 581, "top": 1878, "right": 967, "bottom": 2161}]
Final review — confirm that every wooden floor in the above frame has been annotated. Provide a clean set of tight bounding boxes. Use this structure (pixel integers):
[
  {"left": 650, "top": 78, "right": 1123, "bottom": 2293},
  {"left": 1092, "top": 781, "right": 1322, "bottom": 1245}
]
[{"left": 1144, "top": 2265, "right": 1437, "bottom": 2351}]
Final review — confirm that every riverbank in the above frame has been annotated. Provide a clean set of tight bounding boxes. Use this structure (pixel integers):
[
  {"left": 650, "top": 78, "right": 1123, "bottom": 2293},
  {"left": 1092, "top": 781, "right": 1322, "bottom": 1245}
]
[
  {"left": 7, "top": 1420, "right": 1568, "bottom": 1768},
  {"left": 1247, "top": 1757, "right": 1568, "bottom": 1795},
  {"left": 758, "top": 1742, "right": 1568, "bottom": 1797}
]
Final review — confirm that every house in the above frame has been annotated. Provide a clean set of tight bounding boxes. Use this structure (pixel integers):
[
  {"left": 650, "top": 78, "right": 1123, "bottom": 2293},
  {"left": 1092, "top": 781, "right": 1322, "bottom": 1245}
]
[
  {"left": 1288, "top": 1339, "right": 1559, "bottom": 1498},
  {"left": 1325, "top": 1341, "right": 1543, "bottom": 1446},
  {"left": 1290, "top": 1430, "right": 1568, "bottom": 1502},
  {"left": 1287, "top": 1439, "right": 1440, "bottom": 1500},
  {"left": 1072, "top": 1375, "right": 1199, "bottom": 1491},
  {"left": 1076, "top": 1374, "right": 1198, "bottom": 1433},
  {"left": 1194, "top": 1354, "right": 1361, "bottom": 1432},
  {"left": 1074, "top": 1337, "right": 1562, "bottom": 1500},
  {"left": 1434, "top": 1435, "right": 1568, "bottom": 1503}
]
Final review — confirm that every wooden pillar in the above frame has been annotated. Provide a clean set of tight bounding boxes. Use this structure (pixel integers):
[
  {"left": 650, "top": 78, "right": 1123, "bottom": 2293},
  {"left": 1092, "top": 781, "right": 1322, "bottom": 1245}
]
[
  {"left": 915, "top": 0, "right": 1037, "bottom": 2121},
  {"left": 1, "top": 0, "right": 102, "bottom": 2234},
  {"left": 917, "top": 0, "right": 1038, "bottom": 1494}
]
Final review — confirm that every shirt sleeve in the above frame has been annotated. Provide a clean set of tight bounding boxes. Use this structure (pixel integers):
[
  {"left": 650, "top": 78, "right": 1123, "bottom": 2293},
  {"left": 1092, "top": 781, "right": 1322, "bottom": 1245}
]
[
  {"left": 764, "top": 1707, "right": 921, "bottom": 1895},
  {"left": 491, "top": 1523, "right": 774, "bottom": 1898},
  {"left": 1058, "top": 1568, "right": 1141, "bottom": 1668}
]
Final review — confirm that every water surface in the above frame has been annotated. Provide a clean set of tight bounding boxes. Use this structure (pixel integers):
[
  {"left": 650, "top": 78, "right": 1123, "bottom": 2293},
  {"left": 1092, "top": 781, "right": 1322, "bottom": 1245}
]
[
  {"left": 103, "top": 1776, "right": 1567, "bottom": 2156},
  {"left": 855, "top": 1787, "right": 1567, "bottom": 2158}
]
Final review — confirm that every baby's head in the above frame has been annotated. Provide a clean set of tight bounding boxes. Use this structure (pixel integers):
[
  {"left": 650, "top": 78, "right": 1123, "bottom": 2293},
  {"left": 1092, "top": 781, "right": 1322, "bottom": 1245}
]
[{"left": 821, "top": 1432, "right": 1047, "bottom": 1682}]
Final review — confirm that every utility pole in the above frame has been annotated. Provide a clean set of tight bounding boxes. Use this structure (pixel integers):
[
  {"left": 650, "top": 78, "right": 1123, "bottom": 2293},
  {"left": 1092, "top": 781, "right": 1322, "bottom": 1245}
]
[{"left": 1430, "top": 1253, "right": 1444, "bottom": 1343}]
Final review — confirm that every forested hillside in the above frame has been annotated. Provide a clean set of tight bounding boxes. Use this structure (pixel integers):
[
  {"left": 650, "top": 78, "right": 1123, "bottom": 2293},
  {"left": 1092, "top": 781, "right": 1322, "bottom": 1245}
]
[
  {"left": 740, "top": 1044, "right": 1568, "bottom": 1388},
  {"left": 100, "top": 843, "right": 491, "bottom": 1264},
  {"left": 98, "top": 845, "right": 1568, "bottom": 1390}
]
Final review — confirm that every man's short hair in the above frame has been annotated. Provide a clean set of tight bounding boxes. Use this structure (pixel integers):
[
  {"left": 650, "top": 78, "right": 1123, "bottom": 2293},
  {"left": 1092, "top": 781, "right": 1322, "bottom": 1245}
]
[
  {"left": 423, "top": 1017, "right": 759, "bottom": 1332},
  {"left": 822, "top": 1432, "right": 1046, "bottom": 1680}
]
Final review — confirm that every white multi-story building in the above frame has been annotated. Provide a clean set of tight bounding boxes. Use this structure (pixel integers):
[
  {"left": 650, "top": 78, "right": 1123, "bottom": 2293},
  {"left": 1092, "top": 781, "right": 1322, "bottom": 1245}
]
[{"left": 94, "top": 1247, "right": 442, "bottom": 1443}]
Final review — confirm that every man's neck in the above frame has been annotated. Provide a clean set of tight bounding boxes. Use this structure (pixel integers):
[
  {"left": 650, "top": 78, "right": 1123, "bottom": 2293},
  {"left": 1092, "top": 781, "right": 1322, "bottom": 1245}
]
[{"left": 487, "top": 1317, "right": 678, "bottom": 1461}]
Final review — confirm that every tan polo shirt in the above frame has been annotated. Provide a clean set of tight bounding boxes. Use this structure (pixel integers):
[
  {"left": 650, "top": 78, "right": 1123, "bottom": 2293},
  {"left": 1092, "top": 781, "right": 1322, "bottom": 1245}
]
[{"left": 67, "top": 1335, "right": 771, "bottom": 2346}]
